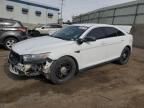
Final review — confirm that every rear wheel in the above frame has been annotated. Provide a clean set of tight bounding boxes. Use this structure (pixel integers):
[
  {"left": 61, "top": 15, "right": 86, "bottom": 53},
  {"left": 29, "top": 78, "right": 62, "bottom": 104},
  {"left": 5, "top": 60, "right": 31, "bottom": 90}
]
[
  {"left": 48, "top": 56, "right": 77, "bottom": 84},
  {"left": 4, "top": 37, "right": 18, "bottom": 50},
  {"left": 117, "top": 47, "right": 131, "bottom": 65}
]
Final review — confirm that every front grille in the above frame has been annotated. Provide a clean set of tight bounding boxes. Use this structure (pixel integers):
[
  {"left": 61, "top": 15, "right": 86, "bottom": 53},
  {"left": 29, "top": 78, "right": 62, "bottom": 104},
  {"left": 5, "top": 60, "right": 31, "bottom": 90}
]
[{"left": 9, "top": 50, "right": 21, "bottom": 65}]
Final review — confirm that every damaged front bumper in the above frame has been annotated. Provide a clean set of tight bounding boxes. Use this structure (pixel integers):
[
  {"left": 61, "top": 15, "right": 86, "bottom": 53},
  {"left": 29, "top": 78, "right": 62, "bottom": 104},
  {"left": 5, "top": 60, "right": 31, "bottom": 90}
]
[{"left": 8, "top": 59, "right": 53, "bottom": 77}]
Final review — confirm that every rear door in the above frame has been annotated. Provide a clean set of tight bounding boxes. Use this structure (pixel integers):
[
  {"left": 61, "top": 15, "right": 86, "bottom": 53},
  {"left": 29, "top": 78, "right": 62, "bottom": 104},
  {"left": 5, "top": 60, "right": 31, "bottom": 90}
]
[{"left": 101, "top": 27, "right": 126, "bottom": 61}]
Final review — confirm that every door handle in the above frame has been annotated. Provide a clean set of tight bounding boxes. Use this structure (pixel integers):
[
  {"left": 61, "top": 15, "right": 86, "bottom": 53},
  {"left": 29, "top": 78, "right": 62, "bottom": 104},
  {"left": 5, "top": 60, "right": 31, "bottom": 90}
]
[{"left": 75, "top": 50, "right": 80, "bottom": 53}]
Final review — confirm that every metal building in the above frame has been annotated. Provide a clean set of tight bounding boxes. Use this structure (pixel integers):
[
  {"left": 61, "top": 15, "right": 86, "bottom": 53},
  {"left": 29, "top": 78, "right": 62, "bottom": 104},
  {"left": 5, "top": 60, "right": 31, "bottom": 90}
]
[
  {"left": 72, "top": 0, "right": 144, "bottom": 25},
  {"left": 0, "top": 0, "right": 60, "bottom": 28}
]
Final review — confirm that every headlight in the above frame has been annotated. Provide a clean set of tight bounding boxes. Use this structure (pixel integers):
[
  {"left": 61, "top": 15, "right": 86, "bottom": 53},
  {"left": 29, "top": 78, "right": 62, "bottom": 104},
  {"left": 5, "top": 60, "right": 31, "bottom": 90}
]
[{"left": 23, "top": 53, "right": 50, "bottom": 63}]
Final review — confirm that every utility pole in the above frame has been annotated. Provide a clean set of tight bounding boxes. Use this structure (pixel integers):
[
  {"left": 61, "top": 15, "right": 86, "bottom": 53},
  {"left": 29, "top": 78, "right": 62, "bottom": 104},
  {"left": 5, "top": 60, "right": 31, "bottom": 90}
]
[{"left": 60, "top": 0, "right": 64, "bottom": 23}]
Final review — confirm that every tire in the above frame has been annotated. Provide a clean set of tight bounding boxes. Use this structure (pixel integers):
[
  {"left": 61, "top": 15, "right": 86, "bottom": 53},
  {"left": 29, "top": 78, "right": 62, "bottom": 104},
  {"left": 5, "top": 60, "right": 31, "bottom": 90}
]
[
  {"left": 4, "top": 37, "right": 18, "bottom": 50},
  {"left": 117, "top": 47, "right": 131, "bottom": 65},
  {"left": 33, "top": 30, "right": 40, "bottom": 37},
  {"left": 29, "top": 30, "right": 40, "bottom": 37},
  {"left": 48, "top": 56, "right": 77, "bottom": 84}
]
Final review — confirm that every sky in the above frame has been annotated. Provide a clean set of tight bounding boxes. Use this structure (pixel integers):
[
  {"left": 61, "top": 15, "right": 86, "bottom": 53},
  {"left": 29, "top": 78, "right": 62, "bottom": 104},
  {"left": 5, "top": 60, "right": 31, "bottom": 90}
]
[{"left": 27, "top": 0, "right": 135, "bottom": 21}]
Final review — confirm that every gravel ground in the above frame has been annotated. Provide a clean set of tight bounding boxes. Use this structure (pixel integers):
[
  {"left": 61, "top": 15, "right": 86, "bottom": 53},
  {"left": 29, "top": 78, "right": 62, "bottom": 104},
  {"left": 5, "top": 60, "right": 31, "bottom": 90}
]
[{"left": 0, "top": 47, "right": 144, "bottom": 108}]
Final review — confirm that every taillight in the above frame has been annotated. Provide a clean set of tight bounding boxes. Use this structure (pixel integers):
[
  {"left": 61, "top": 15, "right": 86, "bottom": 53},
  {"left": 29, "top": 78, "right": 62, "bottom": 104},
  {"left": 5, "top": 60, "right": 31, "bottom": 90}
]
[{"left": 17, "top": 27, "right": 27, "bottom": 32}]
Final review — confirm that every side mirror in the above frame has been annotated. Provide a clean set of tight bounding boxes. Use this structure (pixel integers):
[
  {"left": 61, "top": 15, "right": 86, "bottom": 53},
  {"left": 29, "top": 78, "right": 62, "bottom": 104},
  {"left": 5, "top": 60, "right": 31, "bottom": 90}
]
[
  {"left": 76, "top": 39, "right": 84, "bottom": 45},
  {"left": 84, "top": 36, "right": 97, "bottom": 42},
  {"left": 76, "top": 36, "right": 96, "bottom": 45}
]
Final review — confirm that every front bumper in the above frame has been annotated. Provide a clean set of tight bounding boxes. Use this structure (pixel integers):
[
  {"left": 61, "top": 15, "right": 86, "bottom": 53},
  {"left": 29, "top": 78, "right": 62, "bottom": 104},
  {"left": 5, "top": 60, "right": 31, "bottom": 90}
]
[
  {"left": 8, "top": 50, "right": 53, "bottom": 77},
  {"left": 8, "top": 58, "right": 52, "bottom": 77},
  {"left": 9, "top": 63, "right": 25, "bottom": 76}
]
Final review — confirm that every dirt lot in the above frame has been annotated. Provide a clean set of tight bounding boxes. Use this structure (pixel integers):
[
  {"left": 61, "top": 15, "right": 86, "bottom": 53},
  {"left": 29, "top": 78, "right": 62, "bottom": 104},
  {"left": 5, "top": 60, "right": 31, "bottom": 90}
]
[{"left": 0, "top": 47, "right": 144, "bottom": 108}]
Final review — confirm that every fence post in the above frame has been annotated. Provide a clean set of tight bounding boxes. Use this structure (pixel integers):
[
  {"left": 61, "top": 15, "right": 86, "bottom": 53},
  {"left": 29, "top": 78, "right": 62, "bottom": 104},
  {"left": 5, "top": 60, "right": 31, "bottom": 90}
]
[
  {"left": 133, "top": 3, "right": 139, "bottom": 25},
  {"left": 112, "top": 8, "right": 116, "bottom": 25},
  {"left": 98, "top": 12, "right": 100, "bottom": 23}
]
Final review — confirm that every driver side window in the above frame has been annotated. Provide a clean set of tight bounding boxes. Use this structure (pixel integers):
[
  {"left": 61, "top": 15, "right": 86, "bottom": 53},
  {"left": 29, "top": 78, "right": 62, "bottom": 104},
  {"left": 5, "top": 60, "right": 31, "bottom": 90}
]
[{"left": 86, "top": 28, "right": 106, "bottom": 40}]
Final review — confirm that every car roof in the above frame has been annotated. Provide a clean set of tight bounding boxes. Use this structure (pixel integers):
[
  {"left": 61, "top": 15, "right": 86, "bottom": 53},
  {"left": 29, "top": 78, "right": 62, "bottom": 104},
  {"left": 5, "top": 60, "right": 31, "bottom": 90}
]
[
  {"left": 73, "top": 23, "right": 132, "bottom": 33},
  {"left": 73, "top": 23, "right": 116, "bottom": 28},
  {"left": 46, "top": 23, "right": 61, "bottom": 25}
]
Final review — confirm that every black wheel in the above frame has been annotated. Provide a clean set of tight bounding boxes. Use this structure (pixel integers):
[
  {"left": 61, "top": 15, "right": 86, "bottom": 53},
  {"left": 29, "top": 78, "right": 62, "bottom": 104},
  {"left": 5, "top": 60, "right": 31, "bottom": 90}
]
[
  {"left": 4, "top": 37, "right": 18, "bottom": 50},
  {"left": 117, "top": 47, "right": 131, "bottom": 65},
  {"left": 48, "top": 56, "right": 77, "bottom": 84}
]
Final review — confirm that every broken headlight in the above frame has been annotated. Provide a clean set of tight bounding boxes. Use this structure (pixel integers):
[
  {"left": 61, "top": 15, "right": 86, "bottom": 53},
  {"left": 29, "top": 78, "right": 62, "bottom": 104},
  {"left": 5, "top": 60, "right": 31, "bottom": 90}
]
[{"left": 22, "top": 53, "right": 50, "bottom": 63}]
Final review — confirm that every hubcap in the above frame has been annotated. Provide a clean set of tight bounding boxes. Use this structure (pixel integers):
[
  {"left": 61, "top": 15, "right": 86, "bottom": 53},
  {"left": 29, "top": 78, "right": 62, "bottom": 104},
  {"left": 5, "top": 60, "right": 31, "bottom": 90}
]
[
  {"left": 123, "top": 53, "right": 127, "bottom": 58},
  {"left": 56, "top": 62, "right": 72, "bottom": 79},
  {"left": 60, "top": 66, "right": 68, "bottom": 75},
  {"left": 6, "top": 39, "right": 16, "bottom": 49},
  {"left": 122, "top": 50, "right": 129, "bottom": 62}
]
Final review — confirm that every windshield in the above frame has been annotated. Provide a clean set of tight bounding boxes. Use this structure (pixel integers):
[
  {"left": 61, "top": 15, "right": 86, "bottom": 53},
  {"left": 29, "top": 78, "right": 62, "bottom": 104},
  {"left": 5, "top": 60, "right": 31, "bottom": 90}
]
[{"left": 52, "top": 26, "right": 88, "bottom": 41}]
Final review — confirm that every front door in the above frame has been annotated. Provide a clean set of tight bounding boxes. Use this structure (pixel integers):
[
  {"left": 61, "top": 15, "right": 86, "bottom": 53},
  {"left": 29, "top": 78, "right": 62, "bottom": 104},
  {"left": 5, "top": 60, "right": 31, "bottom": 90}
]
[{"left": 79, "top": 27, "right": 108, "bottom": 69}]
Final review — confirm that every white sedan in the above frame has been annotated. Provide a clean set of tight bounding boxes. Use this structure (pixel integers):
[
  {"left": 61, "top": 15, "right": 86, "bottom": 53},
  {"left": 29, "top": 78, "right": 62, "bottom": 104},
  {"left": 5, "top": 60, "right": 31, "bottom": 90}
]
[
  {"left": 35, "top": 24, "right": 62, "bottom": 35},
  {"left": 8, "top": 24, "right": 133, "bottom": 84}
]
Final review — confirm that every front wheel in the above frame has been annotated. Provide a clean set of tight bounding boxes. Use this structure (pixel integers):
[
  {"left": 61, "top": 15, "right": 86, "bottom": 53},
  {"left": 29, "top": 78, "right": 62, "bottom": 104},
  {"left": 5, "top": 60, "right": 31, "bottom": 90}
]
[
  {"left": 117, "top": 47, "right": 131, "bottom": 65},
  {"left": 48, "top": 56, "right": 77, "bottom": 84}
]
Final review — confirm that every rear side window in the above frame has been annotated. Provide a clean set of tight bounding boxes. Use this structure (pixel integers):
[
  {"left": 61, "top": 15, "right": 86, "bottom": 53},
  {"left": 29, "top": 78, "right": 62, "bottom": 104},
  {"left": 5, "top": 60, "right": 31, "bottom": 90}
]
[
  {"left": 104, "top": 27, "right": 125, "bottom": 37},
  {"left": 86, "top": 27, "right": 125, "bottom": 40}
]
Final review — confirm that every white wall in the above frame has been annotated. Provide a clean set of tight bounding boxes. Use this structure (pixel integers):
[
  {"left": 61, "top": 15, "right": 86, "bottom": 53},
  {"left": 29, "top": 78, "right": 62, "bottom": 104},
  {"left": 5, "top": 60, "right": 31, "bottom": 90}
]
[{"left": 0, "top": 0, "right": 59, "bottom": 26}]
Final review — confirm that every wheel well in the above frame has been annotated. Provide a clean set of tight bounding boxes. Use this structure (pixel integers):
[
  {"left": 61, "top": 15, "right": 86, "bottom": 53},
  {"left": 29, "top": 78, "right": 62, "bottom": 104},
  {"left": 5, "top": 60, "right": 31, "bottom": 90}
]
[
  {"left": 3, "top": 36, "right": 19, "bottom": 43},
  {"left": 65, "top": 55, "right": 79, "bottom": 72},
  {"left": 125, "top": 45, "right": 131, "bottom": 52}
]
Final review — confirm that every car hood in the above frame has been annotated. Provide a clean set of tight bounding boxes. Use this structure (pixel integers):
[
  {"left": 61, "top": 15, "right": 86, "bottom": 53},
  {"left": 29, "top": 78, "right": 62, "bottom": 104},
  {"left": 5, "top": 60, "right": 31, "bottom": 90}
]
[{"left": 12, "top": 36, "right": 73, "bottom": 55}]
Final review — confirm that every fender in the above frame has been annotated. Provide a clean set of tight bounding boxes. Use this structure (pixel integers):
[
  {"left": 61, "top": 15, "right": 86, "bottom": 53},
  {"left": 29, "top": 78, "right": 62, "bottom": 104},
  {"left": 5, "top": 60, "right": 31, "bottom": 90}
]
[
  {"left": 48, "top": 51, "right": 79, "bottom": 61},
  {"left": 48, "top": 51, "right": 81, "bottom": 69}
]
